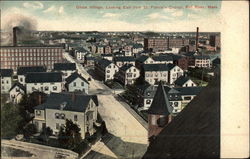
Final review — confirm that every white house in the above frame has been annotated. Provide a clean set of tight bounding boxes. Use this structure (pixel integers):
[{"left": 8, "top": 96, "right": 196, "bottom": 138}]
[
  {"left": 74, "top": 48, "right": 89, "bottom": 62},
  {"left": 152, "top": 55, "right": 173, "bottom": 64},
  {"left": 174, "top": 76, "right": 197, "bottom": 87},
  {"left": 113, "top": 56, "right": 136, "bottom": 68},
  {"left": 9, "top": 82, "right": 26, "bottom": 104},
  {"left": 53, "top": 63, "right": 76, "bottom": 80},
  {"left": 194, "top": 55, "right": 211, "bottom": 68},
  {"left": 132, "top": 44, "right": 144, "bottom": 54},
  {"left": 167, "top": 64, "right": 184, "bottom": 85},
  {"left": 115, "top": 64, "right": 140, "bottom": 85},
  {"left": 17, "top": 66, "right": 47, "bottom": 85},
  {"left": 0, "top": 69, "right": 13, "bottom": 94},
  {"left": 33, "top": 92, "right": 99, "bottom": 139},
  {"left": 143, "top": 64, "right": 169, "bottom": 85},
  {"left": 95, "top": 59, "right": 119, "bottom": 81},
  {"left": 65, "top": 72, "right": 89, "bottom": 94},
  {"left": 25, "top": 72, "right": 63, "bottom": 94}
]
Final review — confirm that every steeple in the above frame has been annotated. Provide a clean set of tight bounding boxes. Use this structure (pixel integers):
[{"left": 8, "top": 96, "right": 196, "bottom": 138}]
[{"left": 148, "top": 81, "right": 173, "bottom": 115}]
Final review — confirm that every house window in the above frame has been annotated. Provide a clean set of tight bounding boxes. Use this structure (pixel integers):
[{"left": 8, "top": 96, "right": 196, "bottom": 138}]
[
  {"left": 151, "top": 115, "right": 156, "bottom": 125},
  {"left": 73, "top": 82, "right": 76, "bottom": 86},
  {"left": 81, "top": 82, "right": 84, "bottom": 86},
  {"left": 61, "top": 113, "right": 65, "bottom": 119},
  {"left": 174, "top": 102, "right": 178, "bottom": 107},
  {"left": 53, "top": 86, "right": 57, "bottom": 91},
  {"left": 55, "top": 113, "right": 60, "bottom": 119},
  {"left": 147, "top": 92, "right": 150, "bottom": 97},
  {"left": 6, "top": 80, "right": 8, "bottom": 84},
  {"left": 74, "top": 115, "right": 77, "bottom": 121},
  {"left": 184, "top": 96, "right": 192, "bottom": 100},
  {"left": 16, "top": 88, "right": 20, "bottom": 92},
  {"left": 36, "top": 110, "right": 41, "bottom": 116},
  {"left": 107, "top": 75, "right": 110, "bottom": 78},
  {"left": 107, "top": 70, "right": 110, "bottom": 73},
  {"left": 20, "top": 78, "right": 23, "bottom": 82},
  {"left": 170, "top": 102, "right": 173, "bottom": 106},
  {"left": 56, "top": 123, "right": 60, "bottom": 130},
  {"left": 45, "top": 86, "right": 49, "bottom": 91},
  {"left": 134, "top": 69, "right": 136, "bottom": 72},
  {"left": 146, "top": 100, "right": 151, "bottom": 104}
]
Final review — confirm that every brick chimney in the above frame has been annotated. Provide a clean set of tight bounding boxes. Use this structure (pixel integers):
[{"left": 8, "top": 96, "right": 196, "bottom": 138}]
[
  {"left": 13, "top": 27, "right": 17, "bottom": 46},
  {"left": 196, "top": 27, "right": 199, "bottom": 52}
]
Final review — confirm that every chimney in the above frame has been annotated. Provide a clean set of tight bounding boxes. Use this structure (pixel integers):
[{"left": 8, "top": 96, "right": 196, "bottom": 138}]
[
  {"left": 72, "top": 93, "right": 76, "bottom": 102},
  {"left": 196, "top": 27, "right": 199, "bottom": 52},
  {"left": 38, "top": 94, "right": 42, "bottom": 105},
  {"left": 13, "top": 27, "right": 17, "bottom": 46}
]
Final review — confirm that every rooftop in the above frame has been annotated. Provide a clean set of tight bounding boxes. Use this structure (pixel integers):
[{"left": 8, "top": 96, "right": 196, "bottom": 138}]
[
  {"left": 0, "top": 69, "right": 13, "bottom": 77},
  {"left": 25, "top": 72, "right": 62, "bottom": 83},
  {"left": 17, "top": 66, "right": 46, "bottom": 75},
  {"left": 53, "top": 63, "right": 76, "bottom": 71}
]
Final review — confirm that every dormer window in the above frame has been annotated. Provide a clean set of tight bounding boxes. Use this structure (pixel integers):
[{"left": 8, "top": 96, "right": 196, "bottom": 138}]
[
  {"left": 55, "top": 113, "right": 60, "bottom": 119},
  {"left": 36, "top": 110, "right": 41, "bottom": 116},
  {"left": 61, "top": 113, "right": 65, "bottom": 119}
]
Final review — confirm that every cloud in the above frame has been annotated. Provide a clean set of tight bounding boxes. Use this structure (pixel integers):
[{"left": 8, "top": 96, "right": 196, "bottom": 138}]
[
  {"left": 43, "top": 6, "right": 55, "bottom": 13},
  {"left": 58, "top": 6, "right": 64, "bottom": 14},
  {"left": 103, "top": 13, "right": 120, "bottom": 18},
  {"left": 147, "top": 13, "right": 171, "bottom": 20},
  {"left": 187, "top": 13, "right": 200, "bottom": 20},
  {"left": 23, "top": 1, "right": 44, "bottom": 9},
  {"left": 163, "top": 8, "right": 177, "bottom": 13},
  {"left": 171, "top": 10, "right": 184, "bottom": 17}
]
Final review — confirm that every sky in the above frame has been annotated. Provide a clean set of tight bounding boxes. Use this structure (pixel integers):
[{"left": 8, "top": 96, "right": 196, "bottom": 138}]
[{"left": 0, "top": 1, "right": 222, "bottom": 32}]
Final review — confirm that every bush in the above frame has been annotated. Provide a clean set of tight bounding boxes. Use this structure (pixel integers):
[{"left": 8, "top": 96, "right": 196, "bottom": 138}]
[{"left": 23, "top": 123, "right": 37, "bottom": 138}]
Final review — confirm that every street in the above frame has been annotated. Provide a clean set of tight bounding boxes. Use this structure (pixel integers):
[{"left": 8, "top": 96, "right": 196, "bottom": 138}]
[{"left": 63, "top": 53, "right": 148, "bottom": 159}]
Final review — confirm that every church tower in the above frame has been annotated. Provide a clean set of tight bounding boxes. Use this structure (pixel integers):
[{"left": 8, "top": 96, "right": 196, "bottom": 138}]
[{"left": 148, "top": 81, "right": 173, "bottom": 142}]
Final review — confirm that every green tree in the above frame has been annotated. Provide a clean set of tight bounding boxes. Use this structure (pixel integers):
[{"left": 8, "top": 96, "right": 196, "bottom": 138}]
[
  {"left": 58, "top": 119, "right": 82, "bottom": 149},
  {"left": 1, "top": 103, "right": 24, "bottom": 139},
  {"left": 23, "top": 123, "right": 37, "bottom": 138}
]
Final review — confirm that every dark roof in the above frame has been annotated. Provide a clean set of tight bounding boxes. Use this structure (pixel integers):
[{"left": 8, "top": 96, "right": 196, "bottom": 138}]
[
  {"left": 53, "top": 63, "right": 76, "bottom": 71},
  {"left": 175, "top": 86, "right": 204, "bottom": 96},
  {"left": 133, "top": 43, "right": 143, "bottom": 48},
  {"left": 114, "top": 56, "right": 135, "bottom": 62},
  {"left": 143, "top": 63, "right": 177, "bottom": 71},
  {"left": 65, "top": 72, "right": 89, "bottom": 85},
  {"left": 148, "top": 82, "right": 173, "bottom": 115},
  {"left": 34, "top": 93, "right": 98, "bottom": 112},
  {"left": 143, "top": 76, "right": 220, "bottom": 159},
  {"left": 119, "top": 64, "right": 134, "bottom": 72},
  {"left": 212, "top": 57, "right": 221, "bottom": 65},
  {"left": 17, "top": 66, "right": 46, "bottom": 75},
  {"left": 101, "top": 54, "right": 113, "bottom": 57},
  {"left": 0, "top": 69, "right": 13, "bottom": 77},
  {"left": 152, "top": 55, "right": 173, "bottom": 62},
  {"left": 9, "top": 82, "right": 26, "bottom": 92},
  {"left": 143, "top": 64, "right": 168, "bottom": 71},
  {"left": 96, "top": 59, "right": 112, "bottom": 68},
  {"left": 136, "top": 55, "right": 150, "bottom": 63},
  {"left": 174, "top": 76, "right": 193, "bottom": 86},
  {"left": 25, "top": 72, "right": 62, "bottom": 83},
  {"left": 195, "top": 55, "right": 210, "bottom": 59}
]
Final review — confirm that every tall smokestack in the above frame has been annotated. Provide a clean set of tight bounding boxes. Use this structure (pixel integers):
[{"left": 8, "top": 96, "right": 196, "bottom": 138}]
[
  {"left": 13, "top": 27, "right": 17, "bottom": 46},
  {"left": 196, "top": 27, "right": 199, "bottom": 52}
]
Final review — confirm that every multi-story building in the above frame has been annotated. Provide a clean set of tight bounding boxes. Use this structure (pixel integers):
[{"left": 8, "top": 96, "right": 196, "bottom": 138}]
[
  {"left": 74, "top": 48, "right": 89, "bottom": 62},
  {"left": 174, "top": 76, "right": 197, "bottom": 87},
  {"left": 33, "top": 92, "right": 98, "bottom": 138},
  {"left": 95, "top": 59, "right": 119, "bottom": 81},
  {"left": 135, "top": 55, "right": 155, "bottom": 69},
  {"left": 104, "top": 45, "right": 112, "bottom": 54},
  {"left": 17, "top": 66, "right": 47, "bottom": 85},
  {"left": 9, "top": 82, "right": 26, "bottom": 104},
  {"left": 25, "top": 72, "right": 63, "bottom": 94},
  {"left": 53, "top": 63, "right": 76, "bottom": 80},
  {"left": 144, "top": 38, "right": 168, "bottom": 52},
  {"left": 168, "top": 38, "right": 189, "bottom": 48},
  {"left": 65, "top": 72, "right": 89, "bottom": 94},
  {"left": 0, "top": 69, "right": 13, "bottom": 94},
  {"left": 115, "top": 64, "right": 140, "bottom": 86},
  {"left": 113, "top": 56, "right": 136, "bottom": 68},
  {"left": 152, "top": 55, "right": 173, "bottom": 64},
  {"left": 0, "top": 46, "right": 64, "bottom": 71},
  {"left": 143, "top": 63, "right": 183, "bottom": 85},
  {"left": 193, "top": 55, "right": 211, "bottom": 68}
]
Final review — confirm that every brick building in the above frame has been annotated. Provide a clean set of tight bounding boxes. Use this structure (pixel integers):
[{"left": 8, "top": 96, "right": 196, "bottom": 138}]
[
  {"left": 144, "top": 38, "right": 168, "bottom": 52},
  {"left": 0, "top": 46, "right": 64, "bottom": 71}
]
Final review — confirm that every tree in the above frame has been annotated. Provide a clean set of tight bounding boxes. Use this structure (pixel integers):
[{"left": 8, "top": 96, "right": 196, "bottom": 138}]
[
  {"left": 23, "top": 123, "right": 37, "bottom": 138},
  {"left": 58, "top": 119, "right": 82, "bottom": 149},
  {"left": 39, "top": 127, "right": 53, "bottom": 143},
  {"left": 1, "top": 103, "right": 24, "bottom": 139}
]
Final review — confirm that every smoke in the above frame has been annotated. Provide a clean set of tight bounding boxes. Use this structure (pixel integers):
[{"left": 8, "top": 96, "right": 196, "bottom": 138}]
[{"left": 1, "top": 14, "right": 38, "bottom": 45}]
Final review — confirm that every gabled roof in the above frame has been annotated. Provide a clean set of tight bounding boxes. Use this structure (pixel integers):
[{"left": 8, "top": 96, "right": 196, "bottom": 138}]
[
  {"left": 114, "top": 56, "right": 135, "bottom": 62},
  {"left": 25, "top": 72, "right": 62, "bottom": 83},
  {"left": 34, "top": 93, "right": 98, "bottom": 112},
  {"left": 0, "top": 69, "right": 13, "bottom": 77},
  {"left": 174, "top": 76, "right": 193, "bottom": 86},
  {"left": 65, "top": 72, "right": 89, "bottom": 85},
  {"left": 53, "top": 63, "right": 76, "bottom": 71},
  {"left": 212, "top": 57, "right": 220, "bottom": 65},
  {"left": 152, "top": 55, "right": 173, "bottom": 62},
  {"left": 17, "top": 66, "right": 46, "bottom": 75},
  {"left": 96, "top": 59, "right": 113, "bottom": 68},
  {"left": 148, "top": 82, "right": 173, "bottom": 115},
  {"left": 119, "top": 64, "right": 134, "bottom": 72},
  {"left": 143, "top": 64, "right": 169, "bottom": 72},
  {"left": 175, "top": 87, "right": 204, "bottom": 96},
  {"left": 136, "top": 55, "right": 150, "bottom": 63},
  {"left": 9, "top": 82, "right": 26, "bottom": 92}
]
